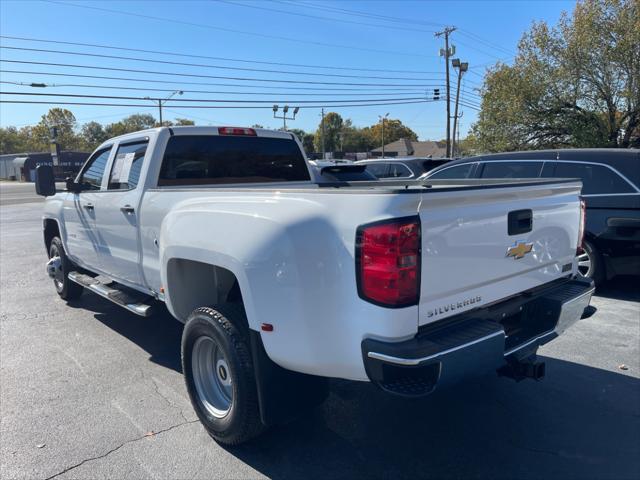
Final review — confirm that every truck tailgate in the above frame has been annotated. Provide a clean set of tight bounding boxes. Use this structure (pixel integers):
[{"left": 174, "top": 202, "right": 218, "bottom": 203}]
[{"left": 418, "top": 180, "right": 582, "bottom": 327}]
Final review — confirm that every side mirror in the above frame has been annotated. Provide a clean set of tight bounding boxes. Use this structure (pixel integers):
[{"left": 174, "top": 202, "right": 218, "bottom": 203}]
[
  {"left": 35, "top": 165, "right": 56, "bottom": 197},
  {"left": 65, "top": 176, "right": 82, "bottom": 193}
]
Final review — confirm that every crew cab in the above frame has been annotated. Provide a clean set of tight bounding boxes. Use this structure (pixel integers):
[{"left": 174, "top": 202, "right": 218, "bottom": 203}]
[{"left": 35, "top": 126, "right": 595, "bottom": 445}]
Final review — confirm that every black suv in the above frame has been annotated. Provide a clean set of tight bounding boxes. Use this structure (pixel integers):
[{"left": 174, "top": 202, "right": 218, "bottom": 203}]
[{"left": 426, "top": 149, "right": 640, "bottom": 285}]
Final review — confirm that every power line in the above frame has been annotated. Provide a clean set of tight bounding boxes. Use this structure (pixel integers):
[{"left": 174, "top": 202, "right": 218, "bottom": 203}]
[
  {"left": 0, "top": 99, "right": 437, "bottom": 109},
  {"left": 282, "top": 1, "right": 516, "bottom": 63},
  {"left": 0, "top": 45, "right": 440, "bottom": 82},
  {"left": 43, "top": 0, "right": 432, "bottom": 59},
  {"left": 0, "top": 59, "right": 442, "bottom": 87},
  {"left": 0, "top": 35, "right": 442, "bottom": 75},
  {"left": 457, "top": 29, "right": 517, "bottom": 57},
  {"left": 2, "top": 69, "right": 443, "bottom": 92},
  {"left": 0, "top": 81, "right": 432, "bottom": 97},
  {"left": 214, "top": 0, "right": 438, "bottom": 35},
  {"left": 458, "top": 101, "right": 481, "bottom": 111},
  {"left": 276, "top": 1, "right": 444, "bottom": 29},
  {"left": 0, "top": 91, "right": 431, "bottom": 104}
]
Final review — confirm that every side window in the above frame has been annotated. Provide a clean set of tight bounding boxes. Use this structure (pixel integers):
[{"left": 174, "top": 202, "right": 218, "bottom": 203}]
[
  {"left": 78, "top": 147, "right": 111, "bottom": 190},
  {"left": 365, "top": 163, "right": 391, "bottom": 178},
  {"left": 540, "top": 162, "right": 555, "bottom": 177},
  {"left": 480, "top": 161, "right": 543, "bottom": 178},
  {"left": 428, "top": 163, "right": 474, "bottom": 179},
  {"left": 554, "top": 162, "right": 635, "bottom": 195},
  {"left": 108, "top": 140, "right": 149, "bottom": 190},
  {"left": 388, "top": 163, "right": 413, "bottom": 178}
]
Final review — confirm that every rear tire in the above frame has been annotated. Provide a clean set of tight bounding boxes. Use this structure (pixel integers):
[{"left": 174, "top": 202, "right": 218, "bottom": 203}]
[
  {"left": 577, "top": 240, "right": 605, "bottom": 287},
  {"left": 48, "top": 237, "right": 83, "bottom": 300},
  {"left": 182, "top": 304, "right": 264, "bottom": 445}
]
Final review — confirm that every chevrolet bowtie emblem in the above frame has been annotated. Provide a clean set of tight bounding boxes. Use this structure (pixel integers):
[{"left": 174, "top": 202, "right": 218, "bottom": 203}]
[{"left": 506, "top": 241, "right": 533, "bottom": 259}]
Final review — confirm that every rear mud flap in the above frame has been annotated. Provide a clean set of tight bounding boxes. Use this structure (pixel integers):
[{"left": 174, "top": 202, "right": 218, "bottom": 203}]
[{"left": 249, "top": 330, "right": 329, "bottom": 427}]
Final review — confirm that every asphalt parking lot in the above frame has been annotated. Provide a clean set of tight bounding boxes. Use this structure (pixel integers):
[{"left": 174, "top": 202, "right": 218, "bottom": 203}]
[{"left": 1, "top": 194, "right": 639, "bottom": 480}]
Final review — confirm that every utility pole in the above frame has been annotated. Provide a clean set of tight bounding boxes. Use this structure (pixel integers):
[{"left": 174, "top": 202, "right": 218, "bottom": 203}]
[
  {"left": 435, "top": 26, "right": 456, "bottom": 158},
  {"left": 451, "top": 59, "right": 468, "bottom": 157},
  {"left": 379, "top": 112, "right": 389, "bottom": 157},
  {"left": 145, "top": 90, "right": 183, "bottom": 126},
  {"left": 321, "top": 108, "right": 326, "bottom": 159}
]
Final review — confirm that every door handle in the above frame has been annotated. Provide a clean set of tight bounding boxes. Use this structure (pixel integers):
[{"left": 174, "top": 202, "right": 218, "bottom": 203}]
[
  {"left": 120, "top": 205, "right": 135, "bottom": 214},
  {"left": 83, "top": 203, "right": 94, "bottom": 211}
]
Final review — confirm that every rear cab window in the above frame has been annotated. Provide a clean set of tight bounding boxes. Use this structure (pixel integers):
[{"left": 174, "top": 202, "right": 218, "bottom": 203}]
[{"left": 158, "top": 134, "right": 310, "bottom": 186}]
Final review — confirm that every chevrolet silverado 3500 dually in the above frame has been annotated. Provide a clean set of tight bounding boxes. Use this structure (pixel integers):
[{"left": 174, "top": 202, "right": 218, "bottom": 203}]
[{"left": 35, "top": 126, "right": 595, "bottom": 445}]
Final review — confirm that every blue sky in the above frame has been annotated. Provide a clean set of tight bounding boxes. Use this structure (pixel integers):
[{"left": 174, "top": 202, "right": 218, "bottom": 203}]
[{"left": 0, "top": 0, "right": 574, "bottom": 140}]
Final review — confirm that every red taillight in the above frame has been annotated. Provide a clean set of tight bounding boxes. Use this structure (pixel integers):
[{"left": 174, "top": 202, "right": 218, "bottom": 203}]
[
  {"left": 218, "top": 127, "right": 257, "bottom": 136},
  {"left": 356, "top": 217, "right": 420, "bottom": 307},
  {"left": 577, "top": 198, "right": 586, "bottom": 253}
]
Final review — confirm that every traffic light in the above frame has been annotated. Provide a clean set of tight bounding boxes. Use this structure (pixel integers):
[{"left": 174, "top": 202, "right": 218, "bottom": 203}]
[{"left": 433, "top": 88, "right": 440, "bottom": 100}]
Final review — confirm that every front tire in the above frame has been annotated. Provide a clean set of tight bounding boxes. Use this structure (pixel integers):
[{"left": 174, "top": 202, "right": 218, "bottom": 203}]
[
  {"left": 48, "top": 237, "right": 83, "bottom": 300},
  {"left": 182, "top": 305, "right": 263, "bottom": 445}
]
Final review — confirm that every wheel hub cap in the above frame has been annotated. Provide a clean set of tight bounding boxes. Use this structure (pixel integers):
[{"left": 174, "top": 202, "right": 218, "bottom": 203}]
[{"left": 192, "top": 336, "right": 233, "bottom": 418}]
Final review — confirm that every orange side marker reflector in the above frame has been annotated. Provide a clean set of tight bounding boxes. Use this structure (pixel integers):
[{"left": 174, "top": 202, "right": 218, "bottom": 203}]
[
  {"left": 261, "top": 323, "right": 274, "bottom": 332},
  {"left": 159, "top": 287, "right": 165, "bottom": 294}
]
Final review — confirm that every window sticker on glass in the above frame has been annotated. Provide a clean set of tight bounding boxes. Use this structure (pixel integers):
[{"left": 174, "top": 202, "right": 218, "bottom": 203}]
[{"left": 111, "top": 152, "right": 136, "bottom": 184}]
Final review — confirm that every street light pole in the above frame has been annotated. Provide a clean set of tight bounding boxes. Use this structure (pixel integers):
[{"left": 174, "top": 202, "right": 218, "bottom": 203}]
[
  {"left": 272, "top": 105, "right": 299, "bottom": 131},
  {"left": 451, "top": 59, "right": 468, "bottom": 157},
  {"left": 379, "top": 113, "right": 389, "bottom": 158}
]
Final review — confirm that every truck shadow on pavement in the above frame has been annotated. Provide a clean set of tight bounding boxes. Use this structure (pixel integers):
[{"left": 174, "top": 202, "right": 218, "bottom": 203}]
[
  {"left": 229, "top": 362, "right": 640, "bottom": 480},
  {"left": 67, "top": 295, "right": 185, "bottom": 373},
  {"left": 69, "top": 294, "right": 639, "bottom": 480}
]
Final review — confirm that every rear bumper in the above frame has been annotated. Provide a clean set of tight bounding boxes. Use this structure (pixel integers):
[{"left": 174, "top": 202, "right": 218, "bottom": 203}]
[{"left": 361, "top": 277, "right": 595, "bottom": 397}]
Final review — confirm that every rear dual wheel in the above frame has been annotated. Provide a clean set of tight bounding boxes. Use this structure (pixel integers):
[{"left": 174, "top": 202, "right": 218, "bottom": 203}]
[{"left": 182, "top": 304, "right": 263, "bottom": 445}]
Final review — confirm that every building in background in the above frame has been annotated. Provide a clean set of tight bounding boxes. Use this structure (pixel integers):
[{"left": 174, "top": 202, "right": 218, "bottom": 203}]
[
  {"left": 371, "top": 138, "right": 447, "bottom": 158},
  {"left": 0, "top": 151, "right": 89, "bottom": 182}
]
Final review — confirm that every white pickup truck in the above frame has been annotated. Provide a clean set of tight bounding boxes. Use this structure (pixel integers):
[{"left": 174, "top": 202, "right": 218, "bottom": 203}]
[{"left": 35, "top": 126, "right": 595, "bottom": 445}]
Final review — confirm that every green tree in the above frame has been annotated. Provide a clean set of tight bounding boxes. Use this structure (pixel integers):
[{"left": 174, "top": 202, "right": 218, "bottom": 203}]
[
  {"left": 471, "top": 0, "right": 640, "bottom": 151},
  {"left": 364, "top": 118, "right": 418, "bottom": 149},
  {"left": 29, "top": 108, "right": 82, "bottom": 151},
  {"left": 105, "top": 114, "right": 157, "bottom": 137},
  {"left": 80, "top": 121, "right": 108, "bottom": 150},
  {"left": 173, "top": 118, "right": 195, "bottom": 126},
  {"left": 341, "top": 120, "right": 372, "bottom": 152},
  {"left": 0, "top": 127, "right": 28, "bottom": 154},
  {"left": 314, "top": 112, "right": 344, "bottom": 152}
]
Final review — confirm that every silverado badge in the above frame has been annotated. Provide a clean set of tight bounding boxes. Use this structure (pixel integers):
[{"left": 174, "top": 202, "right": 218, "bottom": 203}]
[{"left": 506, "top": 241, "right": 533, "bottom": 259}]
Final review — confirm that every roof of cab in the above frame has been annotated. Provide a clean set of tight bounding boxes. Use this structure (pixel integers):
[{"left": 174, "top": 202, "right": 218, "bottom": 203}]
[
  {"left": 166, "top": 126, "right": 294, "bottom": 139},
  {"left": 96, "top": 125, "right": 296, "bottom": 149}
]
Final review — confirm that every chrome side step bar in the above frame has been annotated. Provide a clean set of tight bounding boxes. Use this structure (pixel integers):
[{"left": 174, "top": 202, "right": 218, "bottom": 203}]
[{"left": 68, "top": 271, "right": 153, "bottom": 317}]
